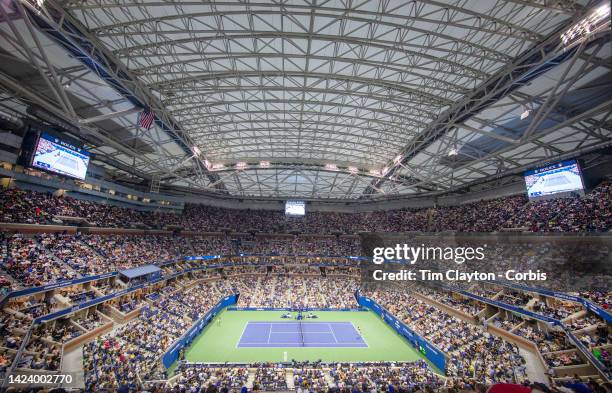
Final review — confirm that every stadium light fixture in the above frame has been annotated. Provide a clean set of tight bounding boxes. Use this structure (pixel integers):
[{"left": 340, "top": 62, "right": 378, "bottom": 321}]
[
  {"left": 259, "top": 161, "right": 270, "bottom": 168},
  {"left": 236, "top": 162, "right": 248, "bottom": 170},
  {"left": 448, "top": 148, "right": 459, "bottom": 157},
  {"left": 561, "top": 3, "right": 611, "bottom": 47},
  {"left": 393, "top": 155, "right": 403, "bottom": 164},
  {"left": 191, "top": 145, "right": 201, "bottom": 157},
  {"left": 211, "top": 163, "right": 225, "bottom": 170},
  {"left": 348, "top": 166, "right": 358, "bottom": 174},
  {"left": 325, "top": 163, "right": 338, "bottom": 171},
  {"left": 369, "top": 169, "right": 381, "bottom": 177},
  {"left": 520, "top": 109, "right": 531, "bottom": 120}
]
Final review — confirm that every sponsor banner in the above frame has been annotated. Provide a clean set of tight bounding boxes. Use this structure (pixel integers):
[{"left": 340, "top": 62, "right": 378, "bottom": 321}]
[
  {"left": 492, "top": 281, "right": 611, "bottom": 323},
  {"left": 6, "top": 272, "right": 118, "bottom": 299},
  {"left": 162, "top": 295, "right": 238, "bottom": 368},
  {"left": 355, "top": 294, "right": 446, "bottom": 374},
  {"left": 565, "top": 328, "right": 611, "bottom": 380},
  {"left": 435, "top": 283, "right": 562, "bottom": 325},
  {"left": 184, "top": 255, "right": 223, "bottom": 261}
]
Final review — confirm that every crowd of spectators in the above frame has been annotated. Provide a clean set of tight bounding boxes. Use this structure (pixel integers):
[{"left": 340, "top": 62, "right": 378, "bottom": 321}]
[
  {"left": 430, "top": 241, "right": 610, "bottom": 300},
  {"left": 1, "top": 230, "right": 365, "bottom": 290},
  {"left": 81, "top": 234, "right": 187, "bottom": 268},
  {"left": 513, "top": 324, "right": 573, "bottom": 354},
  {"left": 2, "top": 181, "right": 611, "bottom": 391},
  {"left": 238, "top": 237, "right": 361, "bottom": 256},
  {"left": 0, "top": 263, "right": 609, "bottom": 391},
  {"left": 330, "top": 361, "right": 446, "bottom": 391},
  {"left": 74, "top": 311, "right": 107, "bottom": 331},
  {"left": 190, "top": 236, "right": 234, "bottom": 255},
  {"left": 84, "top": 278, "right": 234, "bottom": 384},
  {"left": 235, "top": 276, "right": 358, "bottom": 309},
  {"left": 293, "top": 367, "right": 328, "bottom": 391},
  {"left": 544, "top": 351, "right": 585, "bottom": 368},
  {"left": 2, "top": 233, "right": 78, "bottom": 287},
  {"left": 0, "top": 188, "right": 181, "bottom": 228},
  {"left": 166, "top": 364, "right": 249, "bottom": 392},
  {"left": 2, "top": 179, "right": 611, "bottom": 233},
  {"left": 578, "top": 290, "right": 610, "bottom": 310},
  {"left": 365, "top": 287, "right": 528, "bottom": 387},
  {"left": 532, "top": 300, "right": 581, "bottom": 320},
  {"left": 253, "top": 366, "right": 288, "bottom": 391},
  {"left": 503, "top": 181, "right": 612, "bottom": 232},
  {"left": 414, "top": 286, "right": 485, "bottom": 316}
]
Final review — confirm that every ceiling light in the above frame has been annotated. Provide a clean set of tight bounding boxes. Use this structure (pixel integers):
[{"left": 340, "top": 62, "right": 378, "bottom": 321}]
[
  {"left": 259, "top": 161, "right": 270, "bottom": 168},
  {"left": 325, "top": 163, "right": 338, "bottom": 170},
  {"left": 520, "top": 109, "right": 531, "bottom": 120},
  {"left": 369, "top": 169, "right": 381, "bottom": 176},
  {"left": 561, "top": 3, "right": 611, "bottom": 47},
  {"left": 211, "top": 163, "right": 225, "bottom": 170},
  {"left": 448, "top": 148, "right": 458, "bottom": 157},
  {"left": 236, "top": 162, "right": 248, "bottom": 170},
  {"left": 348, "top": 166, "right": 358, "bottom": 174}
]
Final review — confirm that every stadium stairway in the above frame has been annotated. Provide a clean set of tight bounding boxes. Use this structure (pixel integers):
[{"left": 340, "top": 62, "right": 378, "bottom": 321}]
[
  {"left": 38, "top": 239, "right": 81, "bottom": 278},
  {"left": 285, "top": 368, "right": 294, "bottom": 389},
  {"left": 519, "top": 348, "right": 549, "bottom": 384},
  {"left": 185, "top": 236, "right": 196, "bottom": 255},
  {"left": 525, "top": 297, "right": 538, "bottom": 310},
  {"left": 246, "top": 369, "right": 256, "bottom": 389},
  {"left": 61, "top": 346, "right": 85, "bottom": 389},
  {"left": 323, "top": 370, "right": 336, "bottom": 388}
]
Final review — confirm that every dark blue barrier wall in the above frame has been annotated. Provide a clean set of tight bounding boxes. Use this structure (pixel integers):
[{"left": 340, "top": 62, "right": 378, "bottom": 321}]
[
  {"left": 491, "top": 281, "right": 611, "bottom": 323},
  {"left": 8, "top": 272, "right": 117, "bottom": 298},
  {"left": 355, "top": 294, "right": 447, "bottom": 374},
  {"left": 162, "top": 294, "right": 238, "bottom": 369},
  {"left": 442, "top": 286, "right": 562, "bottom": 326},
  {"left": 32, "top": 277, "right": 163, "bottom": 324},
  {"left": 434, "top": 284, "right": 611, "bottom": 380},
  {"left": 227, "top": 307, "right": 365, "bottom": 312}
]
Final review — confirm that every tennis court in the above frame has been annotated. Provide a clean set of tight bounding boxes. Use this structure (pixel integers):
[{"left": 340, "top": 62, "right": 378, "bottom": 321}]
[
  {"left": 237, "top": 321, "right": 367, "bottom": 348},
  {"left": 183, "top": 310, "right": 429, "bottom": 365}
]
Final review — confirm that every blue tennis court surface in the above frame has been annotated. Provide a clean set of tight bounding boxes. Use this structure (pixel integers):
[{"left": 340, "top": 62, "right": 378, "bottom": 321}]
[{"left": 237, "top": 321, "right": 368, "bottom": 348}]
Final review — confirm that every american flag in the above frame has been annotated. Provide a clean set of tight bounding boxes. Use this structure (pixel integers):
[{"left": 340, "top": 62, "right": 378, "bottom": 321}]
[{"left": 137, "top": 109, "right": 155, "bottom": 130}]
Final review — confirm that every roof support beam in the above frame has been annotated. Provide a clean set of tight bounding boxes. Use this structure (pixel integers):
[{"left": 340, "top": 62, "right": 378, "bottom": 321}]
[
  {"left": 361, "top": 15, "right": 609, "bottom": 196},
  {"left": 20, "top": 0, "right": 226, "bottom": 191}
]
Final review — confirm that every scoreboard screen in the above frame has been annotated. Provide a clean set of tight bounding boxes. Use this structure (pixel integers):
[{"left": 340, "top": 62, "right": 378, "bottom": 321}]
[
  {"left": 285, "top": 201, "right": 305, "bottom": 216},
  {"left": 31, "top": 132, "right": 90, "bottom": 180},
  {"left": 524, "top": 159, "right": 584, "bottom": 198}
]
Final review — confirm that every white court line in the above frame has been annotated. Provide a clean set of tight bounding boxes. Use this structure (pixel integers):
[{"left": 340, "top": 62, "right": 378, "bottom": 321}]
[
  {"left": 238, "top": 342, "right": 368, "bottom": 346},
  {"left": 349, "top": 321, "right": 369, "bottom": 348},
  {"left": 248, "top": 321, "right": 299, "bottom": 324},
  {"left": 247, "top": 321, "right": 337, "bottom": 324},
  {"left": 235, "top": 321, "right": 250, "bottom": 349},
  {"left": 266, "top": 323, "right": 272, "bottom": 344},
  {"left": 327, "top": 323, "right": 339, "bottom": 344},
  {"left": 271, "top": 331, "right": 334, "bottom": 334}
]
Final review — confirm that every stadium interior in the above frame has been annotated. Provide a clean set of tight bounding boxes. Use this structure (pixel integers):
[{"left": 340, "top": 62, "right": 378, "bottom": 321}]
[{"left": 0, "top": 0, "right": 610, "bottom": 392}]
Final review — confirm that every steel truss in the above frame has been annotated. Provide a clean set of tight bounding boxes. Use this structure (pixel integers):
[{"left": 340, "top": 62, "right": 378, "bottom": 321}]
[{"left": 0, "top": 0, "right": 609, "bottom": 199}]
